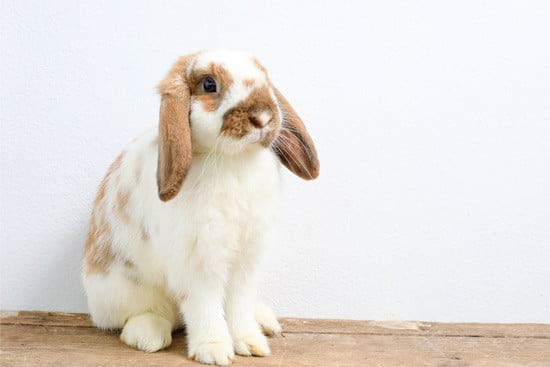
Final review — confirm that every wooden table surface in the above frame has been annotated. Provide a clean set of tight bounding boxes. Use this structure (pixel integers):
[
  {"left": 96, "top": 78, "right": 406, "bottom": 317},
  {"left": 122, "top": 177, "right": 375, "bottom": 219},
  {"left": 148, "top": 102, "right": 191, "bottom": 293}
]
[{"left": 1, "top": 311, "right": 549, "bottom": 366}]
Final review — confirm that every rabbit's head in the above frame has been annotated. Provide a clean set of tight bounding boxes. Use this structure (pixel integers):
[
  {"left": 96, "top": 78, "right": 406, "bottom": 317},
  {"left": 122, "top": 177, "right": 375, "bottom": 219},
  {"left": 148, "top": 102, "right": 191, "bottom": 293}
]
[{"left": 157, "top": 50, "right": 319, "bottom": 201}]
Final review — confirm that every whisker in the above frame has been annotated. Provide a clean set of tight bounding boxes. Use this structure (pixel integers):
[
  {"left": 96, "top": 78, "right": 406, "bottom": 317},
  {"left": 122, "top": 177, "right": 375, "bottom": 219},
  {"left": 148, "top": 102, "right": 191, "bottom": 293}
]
[
  {"left": 279, "top": 126, "right": 309, "bottom": 153},
  {"left": 280, "top": 127, "right": 316, "bottom": 165},
  {"left": 188, "top": 135, "right": 222, "bottom": 192}
]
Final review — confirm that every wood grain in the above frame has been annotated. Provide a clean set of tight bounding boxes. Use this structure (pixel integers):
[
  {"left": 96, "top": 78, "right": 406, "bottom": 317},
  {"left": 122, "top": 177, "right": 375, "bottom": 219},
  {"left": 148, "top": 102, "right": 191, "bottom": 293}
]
[{"left": 1, "top": 311, "right": 549, "bottom": 367}]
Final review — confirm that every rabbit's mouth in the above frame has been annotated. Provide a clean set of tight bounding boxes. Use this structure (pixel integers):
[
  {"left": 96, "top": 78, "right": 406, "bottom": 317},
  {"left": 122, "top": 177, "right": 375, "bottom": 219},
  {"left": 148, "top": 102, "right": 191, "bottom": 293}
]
[{"left": 216, "top": 123, "right": 280, "bottom": 156}]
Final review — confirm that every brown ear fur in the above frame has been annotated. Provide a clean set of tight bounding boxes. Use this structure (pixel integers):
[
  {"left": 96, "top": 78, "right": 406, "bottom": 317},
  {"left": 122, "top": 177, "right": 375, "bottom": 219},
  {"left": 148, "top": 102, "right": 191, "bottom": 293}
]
[
  {"left": 157, "top": 56, "right": 194, "bottom": 201},
  {"left": 273, "top": 88, "right": 320, "bottom": 180}
]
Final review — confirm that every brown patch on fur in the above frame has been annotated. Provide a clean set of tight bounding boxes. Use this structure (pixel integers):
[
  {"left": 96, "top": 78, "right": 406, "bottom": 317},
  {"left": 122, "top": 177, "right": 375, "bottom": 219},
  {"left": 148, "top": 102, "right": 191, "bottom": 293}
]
[
  {"left": 222, "top": 108, "right": 252, "bottom": 139},
  {"left": 242, "top": 78, "right": 255, "bottom": 88},
  {"left": 115, "top": 190, "right": 131, "bottom": 224},
  {"left": 179, "top": 294, "right": 187, "bottom": 303},
  {"left": 83, "top": 216, "right": 114, "bottom": 275},
  {"left": 83, "top": 152, "right": 125, "bottom": 274},
  {"left": 221, "top": 86, "right": 279, "bottom": 144}
]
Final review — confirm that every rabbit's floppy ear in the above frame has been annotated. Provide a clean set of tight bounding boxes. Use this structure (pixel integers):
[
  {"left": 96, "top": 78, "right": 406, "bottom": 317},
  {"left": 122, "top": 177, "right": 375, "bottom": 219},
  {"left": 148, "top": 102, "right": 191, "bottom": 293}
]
[
  {"left": 157, "top": 56, "right": 194, "bottom": 201},
  {"left": 273, "top": 88, "right": 320, "bottom": 180}
]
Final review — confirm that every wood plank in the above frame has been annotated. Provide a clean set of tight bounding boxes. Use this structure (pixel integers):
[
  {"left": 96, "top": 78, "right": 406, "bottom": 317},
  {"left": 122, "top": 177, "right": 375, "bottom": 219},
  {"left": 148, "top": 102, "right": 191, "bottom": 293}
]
[
  {"left": 281, "top": 318, "right": 550, "bottom": 338},
  {"left": 0, "top": 311, "right": 93, "bottom": 328},
  {"left": 2, "top": 311, "right": 550, "bottom": 338},
  {"left": 1, "top": 323, "right": 549, "bottom": 367}
]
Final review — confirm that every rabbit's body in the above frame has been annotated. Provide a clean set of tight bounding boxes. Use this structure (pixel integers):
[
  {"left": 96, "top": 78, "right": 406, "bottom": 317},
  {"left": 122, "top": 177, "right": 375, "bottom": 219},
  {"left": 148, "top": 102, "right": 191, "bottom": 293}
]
[
  {"left": 83, "top": 50, "right": 318, "bottom": 366},
  {"left": 84, "top": 128, "right": 281, "bottom": 352}
]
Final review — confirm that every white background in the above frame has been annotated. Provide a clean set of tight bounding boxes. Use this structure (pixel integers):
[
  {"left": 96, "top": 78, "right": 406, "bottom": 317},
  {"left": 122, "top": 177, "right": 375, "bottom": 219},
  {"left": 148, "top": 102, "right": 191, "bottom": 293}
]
[{"left": 1, "top": 0, "right": 549, "bottom": 323}]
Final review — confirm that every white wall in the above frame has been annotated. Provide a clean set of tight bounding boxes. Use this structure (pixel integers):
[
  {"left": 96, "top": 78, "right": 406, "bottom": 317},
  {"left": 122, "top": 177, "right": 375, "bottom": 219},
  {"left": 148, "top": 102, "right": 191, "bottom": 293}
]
[{"left": 1, "top": 0, "right": 549, "bottom": 323}]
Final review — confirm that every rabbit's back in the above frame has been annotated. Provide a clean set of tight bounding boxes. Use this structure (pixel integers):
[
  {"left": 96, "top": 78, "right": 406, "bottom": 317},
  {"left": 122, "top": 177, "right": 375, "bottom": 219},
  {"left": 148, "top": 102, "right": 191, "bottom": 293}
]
[{"left": 83, "top": 128, "right": 164, "bottom": 281}]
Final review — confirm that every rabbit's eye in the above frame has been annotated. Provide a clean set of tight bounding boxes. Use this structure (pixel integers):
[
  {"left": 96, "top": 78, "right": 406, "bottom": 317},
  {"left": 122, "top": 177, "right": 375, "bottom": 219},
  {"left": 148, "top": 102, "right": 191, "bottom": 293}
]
[{"left": 201, "top": 77, "right": 217, "bottom": 93}]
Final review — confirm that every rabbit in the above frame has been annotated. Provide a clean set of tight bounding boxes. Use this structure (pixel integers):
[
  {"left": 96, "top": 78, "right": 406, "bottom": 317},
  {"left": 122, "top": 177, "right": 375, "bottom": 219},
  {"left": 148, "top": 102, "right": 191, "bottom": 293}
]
[{"left": 82, "top": 50, "right": 319, "bottom": 366}]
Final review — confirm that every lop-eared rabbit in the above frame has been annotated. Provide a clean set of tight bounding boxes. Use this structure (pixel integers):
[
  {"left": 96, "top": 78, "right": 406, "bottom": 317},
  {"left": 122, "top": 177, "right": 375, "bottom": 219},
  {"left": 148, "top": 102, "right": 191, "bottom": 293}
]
[{"left": 83, "top": 50, "right": 319, "bottom": 366}]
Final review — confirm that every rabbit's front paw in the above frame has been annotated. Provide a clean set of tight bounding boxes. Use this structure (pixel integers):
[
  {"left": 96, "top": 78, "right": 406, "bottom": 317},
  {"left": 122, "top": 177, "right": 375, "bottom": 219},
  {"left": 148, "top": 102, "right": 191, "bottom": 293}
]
[
  {"left": 189, "top": 341, "right": 235, "bottom": 366},
  {"left": 233, "top": 331, "right": 270, "bottom": 357}
]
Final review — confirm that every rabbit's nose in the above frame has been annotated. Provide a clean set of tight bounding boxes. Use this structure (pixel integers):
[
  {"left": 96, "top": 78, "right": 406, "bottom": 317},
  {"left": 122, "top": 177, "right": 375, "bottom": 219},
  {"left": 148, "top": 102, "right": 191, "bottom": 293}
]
[{"left": 249, "top": 111, "right": 272, "bottom": 128}]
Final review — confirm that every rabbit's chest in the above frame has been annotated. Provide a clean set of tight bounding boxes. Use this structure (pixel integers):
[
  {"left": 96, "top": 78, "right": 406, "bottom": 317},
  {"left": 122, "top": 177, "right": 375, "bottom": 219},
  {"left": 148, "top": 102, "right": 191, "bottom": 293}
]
[
  {"left": 199, "top": 161, "right": 279, "bottom": 225},
  {"left": 180, "top": 150, "right": 281, "bottom": 245}
]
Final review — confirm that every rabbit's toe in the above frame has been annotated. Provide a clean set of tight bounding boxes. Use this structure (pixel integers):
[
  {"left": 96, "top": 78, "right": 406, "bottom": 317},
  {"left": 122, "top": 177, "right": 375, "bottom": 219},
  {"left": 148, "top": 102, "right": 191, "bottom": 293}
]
[
  {"left": 255, "top": 302, "right": 282, "bottom": 337},
  {"left": 189, "top": 340, "right": 235, "bottom": 366},
  {"left": 233, "top": 331, "right": 270, "bottom": 357}
]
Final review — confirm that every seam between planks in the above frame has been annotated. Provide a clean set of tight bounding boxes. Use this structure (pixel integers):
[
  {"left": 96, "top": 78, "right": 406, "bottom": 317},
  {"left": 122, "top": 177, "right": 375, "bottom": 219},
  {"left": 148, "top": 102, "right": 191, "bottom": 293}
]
[
  {"left": 280, "top": 330, "right": 550, "bottom": 339},
  {"left": 2, "top": 322, "right": 549, "bottom": 340}
]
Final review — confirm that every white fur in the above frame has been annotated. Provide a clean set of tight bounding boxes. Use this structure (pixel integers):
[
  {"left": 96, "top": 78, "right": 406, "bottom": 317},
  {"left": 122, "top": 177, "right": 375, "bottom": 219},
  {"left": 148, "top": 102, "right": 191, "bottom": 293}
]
[{"left": 83, "top": 50, "right": 283, "bottom": 366}]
